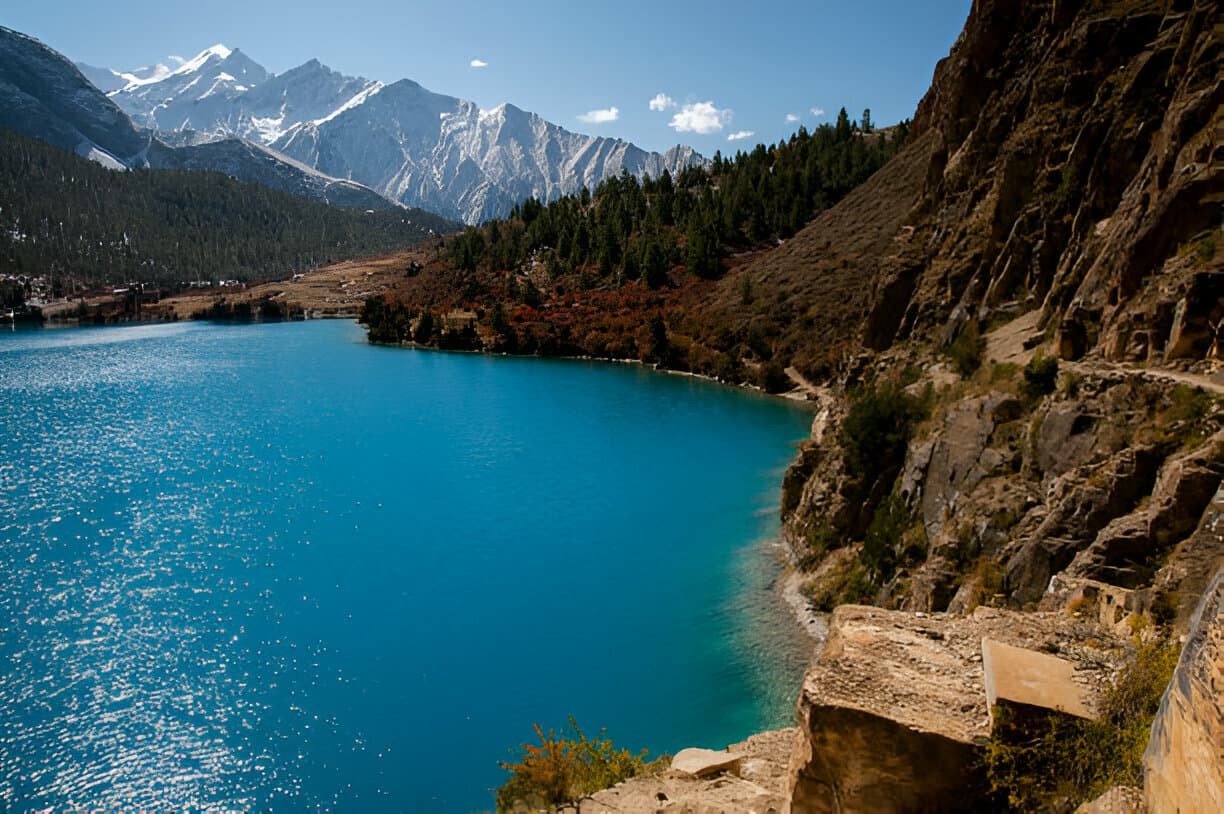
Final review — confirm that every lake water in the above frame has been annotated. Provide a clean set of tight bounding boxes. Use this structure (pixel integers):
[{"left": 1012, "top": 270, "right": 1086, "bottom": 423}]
[{"left": 0, "top": 319, "right": 813, "bottom": 812}]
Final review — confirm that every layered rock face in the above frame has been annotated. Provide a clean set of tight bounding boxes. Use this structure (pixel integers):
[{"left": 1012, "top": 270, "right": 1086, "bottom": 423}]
[
  {"left": 863, "top": 0, "right": 1221, "bottom": 363},
  {"left": 1143, "top": 569, "right": 1224, "bottom": 813}
]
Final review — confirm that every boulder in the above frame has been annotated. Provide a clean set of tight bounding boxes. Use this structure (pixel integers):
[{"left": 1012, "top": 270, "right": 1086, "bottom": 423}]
[
  {"left": 982, "top": 638, "right": 1095, "bottom": 721},
  {"left": 576, "top": 729, "right": 792, "bottom": 814},
  {"left": 1074, "top": 785, "right": 1145, "bottom": 814},
  {"left": 670, "top": 747, "right": 744, "bottom": 778},
  {"left": 787, "top": 605, "right": 1121, "bottom": 812}
]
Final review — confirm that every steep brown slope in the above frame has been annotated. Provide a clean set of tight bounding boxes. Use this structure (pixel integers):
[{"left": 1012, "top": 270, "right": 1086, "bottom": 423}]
[
  {"left": 692, "top": 129, "right": 938, "bottom": 373},
  {"left": 705, "top": 0, "right": 1219, "bottom": 379}
]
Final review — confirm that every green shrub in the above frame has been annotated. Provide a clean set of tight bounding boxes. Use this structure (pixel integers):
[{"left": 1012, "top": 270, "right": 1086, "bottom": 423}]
[
  {"left": 803, "top": 556, "right": 878, "bottom": 612},
  {"left": 1176, "top": 229, "right": 1216, "bottom": 266},
  {"left": 1156, "top": 385, "right": 1215, "bottom": 449},
  {"left": 986, "top": 640, "right": 1180, "bottom": 811},
  {"left": 963, "top": 556, "right": 1007, "bottom": 612},
  {"left": 798, "top": 523, "right": 840, "bottom": 570},
  {"left": 947, "top": 321, "right": 985, "bottom": 377},
  {"left": 760, "top": 360, "right": 792, "bottom": 394},
  {"left": 861, "top": 494, "right": 909, "bottom": 582},
  {"left": 1021, "top": 353, "right": 1059, "bottom": 402},
  {"left": 497, "top": 718, "right": 660, "bottom": 812},
  {"left": 840, "top": 382, "right": 924, "bottom": 488}
]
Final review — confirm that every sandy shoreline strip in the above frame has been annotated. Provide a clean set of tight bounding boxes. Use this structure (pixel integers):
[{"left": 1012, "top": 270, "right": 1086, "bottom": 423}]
[{"left": 780, "top": 566, "right": 828, "bottom": 649}]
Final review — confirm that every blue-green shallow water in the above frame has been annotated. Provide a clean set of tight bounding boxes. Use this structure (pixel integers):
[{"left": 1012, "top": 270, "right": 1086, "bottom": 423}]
[{"left": 0, "top": 319, "right": 813, "bottom": 812}]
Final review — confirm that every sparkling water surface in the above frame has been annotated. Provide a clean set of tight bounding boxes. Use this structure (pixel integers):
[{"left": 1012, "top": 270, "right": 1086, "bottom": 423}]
[{"left": 0, "top": 320, "right": 813, "bottom": 812}]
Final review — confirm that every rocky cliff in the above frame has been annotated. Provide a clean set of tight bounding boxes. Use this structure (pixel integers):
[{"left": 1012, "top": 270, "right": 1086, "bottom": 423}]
[
  {"left": 769, "top": 0, "right": 1222, "bottom": 810},
  {"left": 778, "top": 0, "right": 1221, "bottom": 618}
]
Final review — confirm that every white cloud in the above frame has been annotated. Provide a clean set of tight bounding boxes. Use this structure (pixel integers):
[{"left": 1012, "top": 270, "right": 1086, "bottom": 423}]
[
  {"left": 669, "top": 101, "right": 732, "bottom": 135},
  {"left": 470, "top": 59, "right": 488, "bottom": 68},
  {"left": 577, "top": 106, "right": 620, "bottom": 124},
  {"left": 727, "top": 130, "right": 755, "bottom": 141},
  {"left": 810, "top": 106, "right": 826, "bottom": 117},
  {"left": 648, "top": 93, "right": 676, "bottom": 112},
  {"left": 785, "top": 113, "right": 800, "bottom": 123}
]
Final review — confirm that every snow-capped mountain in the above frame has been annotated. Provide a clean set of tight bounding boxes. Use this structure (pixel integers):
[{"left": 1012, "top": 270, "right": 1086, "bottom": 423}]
[
  {"left": 0, "top": 26, "right": 400, "bottom": 211},
  {"left": 113, "top": 45, "right": 271, "bottom": 132},
  {"left": 271, "top": 82, "right": 703, "bottom": 224},
  {"left": 104, "top": 46, "right": 703, "bottom": 223}
]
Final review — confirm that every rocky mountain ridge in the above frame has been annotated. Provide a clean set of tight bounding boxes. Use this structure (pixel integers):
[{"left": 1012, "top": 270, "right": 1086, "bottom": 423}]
[
  {"left": 763, "top": 0, "right": 1221, "bottom": 808},
  {"left": 97, "top": 44, "right": 704, "bottom": 223}
]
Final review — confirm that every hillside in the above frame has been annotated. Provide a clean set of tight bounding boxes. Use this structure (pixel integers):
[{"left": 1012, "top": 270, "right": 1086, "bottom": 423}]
[
  {"left": 358, "top": 110, "right": 907, "bottom": 375},
  {"left": 0, "top": 129, "right": 459, "bottom": 289},
  {"left": 776, "top": 0, "right": 1221, "bottom": 610}
]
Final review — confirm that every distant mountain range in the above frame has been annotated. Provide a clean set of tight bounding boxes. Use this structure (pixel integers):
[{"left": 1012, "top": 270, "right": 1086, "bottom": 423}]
[
  {"left": 87, "top": 44, "right": 704, "bottom": 223},
  {"left": 0, "top": 27, "right": 401, "bottom": 211}
]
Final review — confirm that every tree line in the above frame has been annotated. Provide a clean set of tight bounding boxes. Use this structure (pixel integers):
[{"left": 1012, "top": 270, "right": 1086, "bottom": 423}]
[{"left": 442, "top": 107, "right": 907, "bottom": 290}]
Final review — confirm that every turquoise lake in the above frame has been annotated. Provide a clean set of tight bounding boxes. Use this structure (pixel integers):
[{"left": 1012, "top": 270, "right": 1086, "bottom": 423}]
[{"left": 0, "top": 319, "right": 814, "bottom": 812}]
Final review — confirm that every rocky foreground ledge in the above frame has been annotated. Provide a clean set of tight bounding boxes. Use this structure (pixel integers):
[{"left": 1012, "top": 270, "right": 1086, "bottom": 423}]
[{"left": 577, "top": 573, "right": 1221, "bottom": 813}]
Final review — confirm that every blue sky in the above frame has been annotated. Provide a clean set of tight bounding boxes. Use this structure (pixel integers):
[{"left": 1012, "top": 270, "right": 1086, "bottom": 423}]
[{"left": 10, "top": 0, "right": 971, "bottom": 154}]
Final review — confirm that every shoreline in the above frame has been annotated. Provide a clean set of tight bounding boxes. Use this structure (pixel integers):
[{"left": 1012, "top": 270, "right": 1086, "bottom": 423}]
[
  {"left": 778, "top": 563, "right": 829, "bottom": 647},
  {"left": 368, "top": 333, "right": 822, "bottom": 411}
]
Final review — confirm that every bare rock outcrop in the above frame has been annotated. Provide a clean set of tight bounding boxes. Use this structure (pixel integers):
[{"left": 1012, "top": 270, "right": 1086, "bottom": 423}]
[
  {"left": 1006, "top": 443, "right": 1163, "bottom": 604},
  {"left": 787, "top": 605, "right": 1121, "bottom": 812},
  {"left": 902, "top": 392, "right": 1021, "bottom": 544},
  {"left": 1067, "top": 431, "right": 1224, "bottom": 587},
  {"left": 1075, "top": 785, "right": 1145, "bottom": 814},
  {"left": 1142, "top": 569, "right": 1224, "bottom": 813},
  {"left": 1152, "top": 482, "right": 1224, "bottom": 631},
  {"left": 575, "top": 729, "right": 793, "bottom": 814},
  {"left": 777, "top": 0, "right": 1222, "bottom": 613}
]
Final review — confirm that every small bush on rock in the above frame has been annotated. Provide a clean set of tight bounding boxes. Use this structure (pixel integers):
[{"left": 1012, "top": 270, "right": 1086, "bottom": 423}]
[
  {"left": 497, "top": 718, "right": 661, "bottom": 812},
  {"left": 1021, "top": 353, "right": 1059, "bottom": 402}
]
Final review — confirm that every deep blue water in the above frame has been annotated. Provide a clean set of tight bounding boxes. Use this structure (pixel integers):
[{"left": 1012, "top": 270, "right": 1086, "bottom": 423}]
[{"left": 0, "top": 319, "right": 813, "bottom": 812}]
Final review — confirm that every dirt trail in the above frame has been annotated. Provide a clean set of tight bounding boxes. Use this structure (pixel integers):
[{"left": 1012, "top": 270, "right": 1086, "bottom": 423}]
[
  {"left": 1063, "top": 360, "right": 1224, "bottom": 396},
  {"left": 984, "top": 311, "right": 1224, "bottom": 395},
  {"left": 984, "top": 309, "right": 1043, "bottom": 366},
  {"left": 785, "top": 366, "right": 827, "bottom": 400}
]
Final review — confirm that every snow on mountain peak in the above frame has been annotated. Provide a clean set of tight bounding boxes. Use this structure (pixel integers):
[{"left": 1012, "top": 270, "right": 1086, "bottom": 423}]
[
  {"left": 478, "top": 103, "right": 506, "bottom": 121},
  {"left": 101, "top": 42, "right": 704, "bottom": 223},
  {"left": 310, "top": 81, "right": 383, "bottom": 126},
  {"left": 173, "top": 44, "right": 232, "bottom": 76},
  {"left": 115, "top": 63, "right": 173, "bottom": 90}
]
